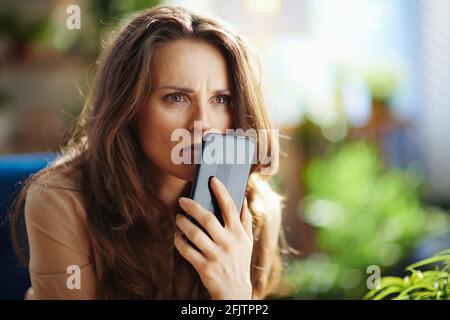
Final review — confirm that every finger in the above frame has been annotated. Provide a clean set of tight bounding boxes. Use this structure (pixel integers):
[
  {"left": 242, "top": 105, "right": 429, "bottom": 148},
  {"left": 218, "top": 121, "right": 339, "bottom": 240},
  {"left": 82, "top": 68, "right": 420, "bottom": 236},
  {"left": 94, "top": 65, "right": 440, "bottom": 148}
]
[
  {"left": 174, "top": 230, "right": 205, "bottom": 269},
  {"left": 176, "top": 214, "right": 217, "bottom": 258},
  {"left": 210, "top": 176, "right": 240, "bottom": 228},
  {"left": 240, "top": 197, "right": 253, "bottom": 240},
  {"left": 179, "top": 197, "right": 225, "bottom": 243}
]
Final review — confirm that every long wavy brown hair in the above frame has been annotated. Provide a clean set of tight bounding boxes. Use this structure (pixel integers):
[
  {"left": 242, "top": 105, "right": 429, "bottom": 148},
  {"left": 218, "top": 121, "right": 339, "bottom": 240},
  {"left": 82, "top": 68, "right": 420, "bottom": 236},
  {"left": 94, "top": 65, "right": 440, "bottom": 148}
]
[{"left": 10, "top": 5, "right": 285, "bottom": 299}]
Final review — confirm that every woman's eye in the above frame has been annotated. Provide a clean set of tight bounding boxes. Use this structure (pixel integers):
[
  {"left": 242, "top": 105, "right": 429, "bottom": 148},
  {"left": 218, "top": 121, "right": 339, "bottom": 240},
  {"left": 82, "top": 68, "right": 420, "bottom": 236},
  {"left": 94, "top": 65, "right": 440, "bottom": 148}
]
[
  {"left": 164, "top": 93, "right": 186, "bottom": 104},
  {"left": 214, "top": 95, "right": 231, "bottom": 105}
]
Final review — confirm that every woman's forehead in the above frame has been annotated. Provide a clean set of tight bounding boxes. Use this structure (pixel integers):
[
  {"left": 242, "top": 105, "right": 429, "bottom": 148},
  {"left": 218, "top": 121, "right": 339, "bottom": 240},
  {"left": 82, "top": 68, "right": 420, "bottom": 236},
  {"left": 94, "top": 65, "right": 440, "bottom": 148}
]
[{"left": 151, "top": 39, "right": 231, "bottom": 90}]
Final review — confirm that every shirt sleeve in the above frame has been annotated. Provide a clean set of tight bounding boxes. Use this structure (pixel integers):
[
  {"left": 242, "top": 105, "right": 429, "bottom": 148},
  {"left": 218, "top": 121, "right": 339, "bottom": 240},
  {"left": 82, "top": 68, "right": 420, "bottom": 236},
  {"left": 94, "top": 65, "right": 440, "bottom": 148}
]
[{"left": 24, "top": 180, "right": 98, "bottom": 299}]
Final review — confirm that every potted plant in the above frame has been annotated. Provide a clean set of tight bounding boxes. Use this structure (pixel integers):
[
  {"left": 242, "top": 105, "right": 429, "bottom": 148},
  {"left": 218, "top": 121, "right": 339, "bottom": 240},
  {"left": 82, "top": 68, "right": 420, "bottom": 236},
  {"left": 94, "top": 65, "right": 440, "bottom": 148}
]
[{"left": 364, "top": 249, "right": 450, "bottom": 300}]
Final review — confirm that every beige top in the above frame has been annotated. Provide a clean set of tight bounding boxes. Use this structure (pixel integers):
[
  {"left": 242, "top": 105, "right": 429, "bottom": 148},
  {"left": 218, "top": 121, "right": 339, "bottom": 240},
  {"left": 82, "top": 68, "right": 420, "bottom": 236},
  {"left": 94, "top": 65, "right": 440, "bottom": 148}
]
[
  {"left": 24, "top": 165, "right": 281, "bottom": 300},
  {"left": 24, "top": 167, "right": 96, "bottom": 299}
]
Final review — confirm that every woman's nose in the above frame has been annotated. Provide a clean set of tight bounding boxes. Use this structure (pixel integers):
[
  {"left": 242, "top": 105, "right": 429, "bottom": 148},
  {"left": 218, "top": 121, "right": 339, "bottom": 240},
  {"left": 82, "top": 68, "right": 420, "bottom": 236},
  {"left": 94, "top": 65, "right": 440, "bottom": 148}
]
[{"left": 189, "top": 102, "right": 212, "bottom": 133}]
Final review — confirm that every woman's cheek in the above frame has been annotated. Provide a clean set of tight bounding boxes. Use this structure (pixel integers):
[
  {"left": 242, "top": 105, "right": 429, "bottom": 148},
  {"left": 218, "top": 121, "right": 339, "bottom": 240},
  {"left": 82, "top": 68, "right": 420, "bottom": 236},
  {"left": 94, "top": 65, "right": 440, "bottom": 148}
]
[{"left": 215, "top": 111, "right": 233, "bottom": 131}]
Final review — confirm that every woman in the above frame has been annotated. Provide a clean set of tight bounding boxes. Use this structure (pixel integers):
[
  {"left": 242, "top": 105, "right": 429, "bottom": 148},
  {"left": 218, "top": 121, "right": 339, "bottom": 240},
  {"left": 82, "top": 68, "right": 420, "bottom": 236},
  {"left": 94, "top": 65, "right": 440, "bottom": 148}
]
[{"left": 10, "top": 5, "right": 284, "bottom": 300}]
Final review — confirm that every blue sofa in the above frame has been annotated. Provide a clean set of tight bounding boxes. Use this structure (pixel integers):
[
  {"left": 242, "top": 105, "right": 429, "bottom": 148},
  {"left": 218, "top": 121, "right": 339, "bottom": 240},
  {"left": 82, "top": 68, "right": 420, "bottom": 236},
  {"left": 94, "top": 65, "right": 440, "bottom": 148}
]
[{"left": 0, "top": 152, "right": 57, "bottom": 299}]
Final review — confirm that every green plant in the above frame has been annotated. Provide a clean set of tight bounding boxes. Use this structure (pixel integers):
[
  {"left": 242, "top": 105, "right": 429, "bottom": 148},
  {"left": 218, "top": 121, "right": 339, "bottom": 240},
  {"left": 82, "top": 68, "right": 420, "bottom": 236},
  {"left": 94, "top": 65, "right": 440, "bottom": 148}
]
[
  {"left": 364, "top": 249, "right": 450, "bottom": 300},
  {"left": 0, "top": 5, "right": 49, "bottom": 60},
  {"left": 0, "top": 8, "right": 48, "bottom": 43},
  {"left": 283, "top": 142, "right": 440, "bottom": 299},
  {"left": 362, "top": 63, "right": 403, "bottom": 103},
  {"left": 1, "top": 1, "right": 163, "bottom": 59},
  {"left": 0, "top": 88, "right": 9, "bottom": 110}
]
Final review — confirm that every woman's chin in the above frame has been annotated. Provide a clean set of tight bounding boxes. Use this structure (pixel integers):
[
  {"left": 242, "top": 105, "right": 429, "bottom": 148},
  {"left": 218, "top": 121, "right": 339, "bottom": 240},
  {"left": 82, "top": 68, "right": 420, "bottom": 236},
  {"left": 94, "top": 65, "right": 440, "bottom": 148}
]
[{"left": 172, "top": 164, "right": 197, "bottom": 182}]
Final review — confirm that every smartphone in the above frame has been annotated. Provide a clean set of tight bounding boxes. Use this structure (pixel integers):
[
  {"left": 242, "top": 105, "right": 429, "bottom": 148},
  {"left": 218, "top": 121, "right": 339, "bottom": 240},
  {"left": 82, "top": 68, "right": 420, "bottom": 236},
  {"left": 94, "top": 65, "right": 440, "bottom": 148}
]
[{"left": 187, "top": 133, "right": 256, "bottom": 228}]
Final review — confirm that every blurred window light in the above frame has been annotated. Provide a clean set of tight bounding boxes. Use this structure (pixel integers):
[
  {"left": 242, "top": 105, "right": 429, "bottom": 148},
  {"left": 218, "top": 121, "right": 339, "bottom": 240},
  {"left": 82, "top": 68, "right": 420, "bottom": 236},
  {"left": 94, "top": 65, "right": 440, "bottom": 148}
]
[
  {"left": 341, "top": 75, "right": 371, "bottom": 127},
  {"left": 268, "top": 36, "right": 337, "bottom": 127},
  {"left": 419, "top": 0, "right": 450, "bottom": 200},
  {"left": 164, "top": 0, "right": 216, "bottom": 15},
  {"left": 321, "top": 115, "right": 348, "bottom": 143},
  {"left": 244, "top": 0, "right": 282, "bottom": 16}
]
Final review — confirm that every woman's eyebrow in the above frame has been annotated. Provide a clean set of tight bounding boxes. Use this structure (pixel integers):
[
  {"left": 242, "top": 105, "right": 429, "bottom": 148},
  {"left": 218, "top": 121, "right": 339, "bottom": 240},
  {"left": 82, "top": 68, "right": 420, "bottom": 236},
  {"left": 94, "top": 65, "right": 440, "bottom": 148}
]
[{"left": 158, "top": 85, "right": 231, "bottom": 94}]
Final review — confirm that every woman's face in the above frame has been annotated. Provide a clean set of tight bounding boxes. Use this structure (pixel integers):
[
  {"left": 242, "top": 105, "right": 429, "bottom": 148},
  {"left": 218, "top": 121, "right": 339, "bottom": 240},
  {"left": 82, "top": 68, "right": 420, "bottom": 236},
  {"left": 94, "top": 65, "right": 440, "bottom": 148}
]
[{"left": 137, "top": 39, "right": 234, "bottom": 181}]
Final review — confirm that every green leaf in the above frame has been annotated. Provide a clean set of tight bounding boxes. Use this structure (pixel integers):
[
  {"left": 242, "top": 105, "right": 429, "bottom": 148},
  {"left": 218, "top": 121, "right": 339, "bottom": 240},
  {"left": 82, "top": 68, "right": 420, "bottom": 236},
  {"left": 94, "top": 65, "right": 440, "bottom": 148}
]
[
  {"left": 371, "top": 286, "right": 403, "bottom": 300},
  {"left": 407, "top": 255, "right": 450, "bottom": 271}
]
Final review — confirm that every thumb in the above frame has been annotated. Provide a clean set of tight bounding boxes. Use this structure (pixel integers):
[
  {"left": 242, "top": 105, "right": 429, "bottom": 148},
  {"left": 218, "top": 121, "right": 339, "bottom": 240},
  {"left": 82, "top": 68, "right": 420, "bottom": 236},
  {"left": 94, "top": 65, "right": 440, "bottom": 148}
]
[{"left": 240, "top": 197, "right": 253, "bottom": 241}]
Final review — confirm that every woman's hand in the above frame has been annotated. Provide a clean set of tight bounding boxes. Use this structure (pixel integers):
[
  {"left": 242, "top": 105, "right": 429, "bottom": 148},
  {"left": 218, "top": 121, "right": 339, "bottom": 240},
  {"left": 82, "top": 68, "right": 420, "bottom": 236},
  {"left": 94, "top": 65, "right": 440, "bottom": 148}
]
[{"left": 174, "top": 176, "right": 253, "bottom": 300}]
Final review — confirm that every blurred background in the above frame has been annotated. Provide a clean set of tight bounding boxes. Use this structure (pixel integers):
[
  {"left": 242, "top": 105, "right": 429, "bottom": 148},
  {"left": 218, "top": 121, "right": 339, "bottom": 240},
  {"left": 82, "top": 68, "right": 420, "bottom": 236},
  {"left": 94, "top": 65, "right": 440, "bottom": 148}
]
[{"left": 0, "top": 0, "right": 449, "bottom": 299}]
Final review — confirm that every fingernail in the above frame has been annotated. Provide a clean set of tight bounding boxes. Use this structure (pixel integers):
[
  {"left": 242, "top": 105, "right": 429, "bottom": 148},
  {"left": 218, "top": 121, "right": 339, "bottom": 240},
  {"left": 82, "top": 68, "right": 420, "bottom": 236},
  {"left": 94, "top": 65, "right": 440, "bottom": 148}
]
[
  {"left": 212, "top": 176, "right": 219, "bottom": 185},
  {"left": 179, "top": 197, "right": 187, "bottom": 205}
]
